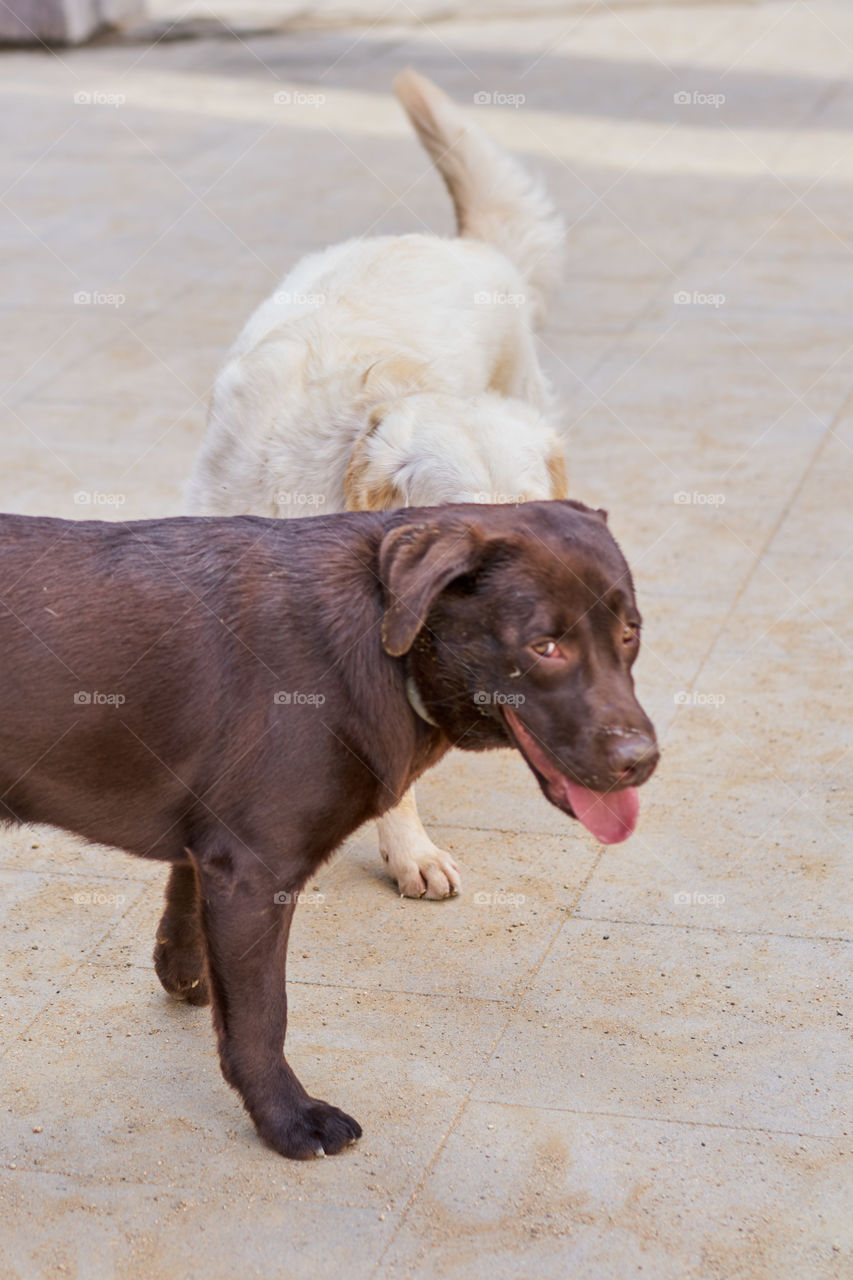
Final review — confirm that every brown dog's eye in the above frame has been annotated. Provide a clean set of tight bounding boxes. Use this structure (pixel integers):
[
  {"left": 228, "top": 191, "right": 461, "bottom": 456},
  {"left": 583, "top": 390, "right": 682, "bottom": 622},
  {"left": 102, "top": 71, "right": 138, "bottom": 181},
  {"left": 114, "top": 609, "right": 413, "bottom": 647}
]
[
  {"left": 531, "top": 639, "right": 559, "bottom": 659},
  {"left": 622, "top": 623, "right": 640, "bottom": 645}
]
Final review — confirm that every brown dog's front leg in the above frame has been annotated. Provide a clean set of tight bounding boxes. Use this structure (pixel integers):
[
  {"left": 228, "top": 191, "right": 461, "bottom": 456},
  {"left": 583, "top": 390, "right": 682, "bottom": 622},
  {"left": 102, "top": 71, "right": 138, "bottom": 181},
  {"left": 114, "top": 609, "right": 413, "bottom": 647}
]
[
  {"left": 190, "top": 846, "right": 361, "bottom": 1159},
  {"left": 154, "top": 862, "right": 210, "bottom": 1005}
]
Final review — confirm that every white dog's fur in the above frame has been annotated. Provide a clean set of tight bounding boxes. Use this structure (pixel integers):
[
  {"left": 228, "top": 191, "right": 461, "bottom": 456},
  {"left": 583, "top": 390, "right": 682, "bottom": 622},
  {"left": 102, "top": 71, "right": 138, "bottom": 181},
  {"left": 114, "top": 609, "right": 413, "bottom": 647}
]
[{"left": 187, "top": 69, "right": 566, "bottom": 899}]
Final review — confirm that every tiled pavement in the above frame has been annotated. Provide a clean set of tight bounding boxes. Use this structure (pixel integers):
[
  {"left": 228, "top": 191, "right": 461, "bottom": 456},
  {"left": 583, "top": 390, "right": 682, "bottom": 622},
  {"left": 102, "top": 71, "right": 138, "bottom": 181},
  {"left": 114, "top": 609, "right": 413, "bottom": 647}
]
[{"left": 0, "top": 3, "right": 851, "bottom": 1277}]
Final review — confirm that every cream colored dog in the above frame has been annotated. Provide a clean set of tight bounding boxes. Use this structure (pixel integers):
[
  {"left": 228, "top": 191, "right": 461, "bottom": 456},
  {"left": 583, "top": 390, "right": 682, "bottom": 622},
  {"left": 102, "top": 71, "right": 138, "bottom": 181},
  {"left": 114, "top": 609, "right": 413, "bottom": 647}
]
[{"left": 187, "top": 69, "right": 566, "bottom": 900}]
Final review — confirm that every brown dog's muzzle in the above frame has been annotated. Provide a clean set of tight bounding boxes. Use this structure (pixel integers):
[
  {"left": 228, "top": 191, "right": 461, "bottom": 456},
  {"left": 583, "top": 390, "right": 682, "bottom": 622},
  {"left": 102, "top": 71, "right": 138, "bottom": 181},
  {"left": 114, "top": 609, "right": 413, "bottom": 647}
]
[
  {"left": 504, "top": 702, "right": 659, "bottom": 846},
  {"left": 599, "top": 725, "right": 659, "bottom": 787}
]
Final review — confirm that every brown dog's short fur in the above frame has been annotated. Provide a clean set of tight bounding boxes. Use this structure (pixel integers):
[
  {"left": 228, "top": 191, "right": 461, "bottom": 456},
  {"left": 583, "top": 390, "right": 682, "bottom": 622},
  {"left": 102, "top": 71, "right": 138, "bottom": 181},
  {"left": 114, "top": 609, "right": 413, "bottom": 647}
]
[{"left": 0, "top": 501, "right": 657, "bottom": 1158}]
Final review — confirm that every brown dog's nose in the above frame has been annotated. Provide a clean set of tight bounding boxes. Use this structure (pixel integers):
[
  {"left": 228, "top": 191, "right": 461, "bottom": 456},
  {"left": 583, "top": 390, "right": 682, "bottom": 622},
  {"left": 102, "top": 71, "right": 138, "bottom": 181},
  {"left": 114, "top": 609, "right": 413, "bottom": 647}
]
[{"left": 606, "top": 732, "right": 659, "bottom": 781}]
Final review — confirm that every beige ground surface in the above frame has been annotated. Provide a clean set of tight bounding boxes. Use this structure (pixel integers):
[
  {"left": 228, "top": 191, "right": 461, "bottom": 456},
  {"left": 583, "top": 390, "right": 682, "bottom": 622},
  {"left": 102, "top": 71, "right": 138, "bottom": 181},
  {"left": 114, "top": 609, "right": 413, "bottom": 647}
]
[{"left": 1, "top": 1, "right": 851, "bottom": 1277}]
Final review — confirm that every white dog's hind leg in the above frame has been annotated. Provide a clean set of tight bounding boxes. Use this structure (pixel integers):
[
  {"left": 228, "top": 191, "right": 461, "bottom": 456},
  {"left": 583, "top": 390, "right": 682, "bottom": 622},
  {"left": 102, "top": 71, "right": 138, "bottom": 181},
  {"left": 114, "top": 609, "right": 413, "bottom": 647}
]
[{"left": 377, "top": 787, "right": 460, "bottom": 900}]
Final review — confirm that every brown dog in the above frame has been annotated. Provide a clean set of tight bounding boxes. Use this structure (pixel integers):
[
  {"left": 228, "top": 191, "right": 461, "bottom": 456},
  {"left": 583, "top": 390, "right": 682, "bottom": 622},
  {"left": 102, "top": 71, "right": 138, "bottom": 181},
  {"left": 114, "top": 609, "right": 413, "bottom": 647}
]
[{"left": 0, "top": 500, "right": 658, "bottom": 1158}]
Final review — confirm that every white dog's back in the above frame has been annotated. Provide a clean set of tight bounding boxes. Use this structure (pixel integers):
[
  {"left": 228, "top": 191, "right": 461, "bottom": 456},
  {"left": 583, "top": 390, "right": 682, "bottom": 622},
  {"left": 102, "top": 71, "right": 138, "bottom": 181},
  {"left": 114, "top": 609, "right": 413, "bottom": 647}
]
[{"left": 186, "top": 70, "right": 566, "bottom": 519}]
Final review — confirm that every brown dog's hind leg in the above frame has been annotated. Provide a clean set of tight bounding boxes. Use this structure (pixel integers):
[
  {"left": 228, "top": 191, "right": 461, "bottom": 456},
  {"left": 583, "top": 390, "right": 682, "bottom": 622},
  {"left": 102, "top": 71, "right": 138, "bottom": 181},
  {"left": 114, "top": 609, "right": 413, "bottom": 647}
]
[
  {"left": 153, "top": 861, "right": 210, "bottom": 1006},
  {"left": 191, "top": 843, "right": 362, "bottom": 1159}
]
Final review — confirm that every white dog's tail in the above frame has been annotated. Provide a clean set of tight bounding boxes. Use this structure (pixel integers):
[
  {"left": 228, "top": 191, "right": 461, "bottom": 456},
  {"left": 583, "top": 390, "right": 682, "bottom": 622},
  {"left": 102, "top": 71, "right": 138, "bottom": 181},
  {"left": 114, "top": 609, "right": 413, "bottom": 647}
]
[{"left": 394, "top": 67, "right": 564, "bottom": 323}]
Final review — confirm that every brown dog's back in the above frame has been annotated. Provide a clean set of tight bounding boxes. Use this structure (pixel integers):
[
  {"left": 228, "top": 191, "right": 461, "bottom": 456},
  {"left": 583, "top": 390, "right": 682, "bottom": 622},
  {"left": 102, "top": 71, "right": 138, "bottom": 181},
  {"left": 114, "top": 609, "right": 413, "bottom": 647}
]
[{"left": 0, "top": 512, "right": 392, "bottom": 861}]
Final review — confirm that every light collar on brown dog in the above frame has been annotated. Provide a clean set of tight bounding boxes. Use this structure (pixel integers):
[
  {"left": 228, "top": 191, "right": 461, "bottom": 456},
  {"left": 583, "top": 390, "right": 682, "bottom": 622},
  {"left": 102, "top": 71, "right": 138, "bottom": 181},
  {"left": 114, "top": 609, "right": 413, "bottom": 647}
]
[{"left": 406, "top": 676, "right": 439, "bottom": 728}]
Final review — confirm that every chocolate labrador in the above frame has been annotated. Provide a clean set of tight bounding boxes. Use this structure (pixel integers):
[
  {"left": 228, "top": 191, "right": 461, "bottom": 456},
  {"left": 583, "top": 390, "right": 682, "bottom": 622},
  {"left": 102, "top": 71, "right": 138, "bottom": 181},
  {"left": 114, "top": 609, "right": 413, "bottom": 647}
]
[{"left": 0, "top": 500, "right": 658, "bottom": 1158}]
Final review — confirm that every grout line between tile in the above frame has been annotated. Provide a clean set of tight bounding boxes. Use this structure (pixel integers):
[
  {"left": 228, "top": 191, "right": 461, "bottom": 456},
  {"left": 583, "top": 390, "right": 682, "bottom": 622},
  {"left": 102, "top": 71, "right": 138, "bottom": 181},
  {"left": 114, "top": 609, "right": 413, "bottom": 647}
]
[
  {"left": 570, "top": 913, "right": 852, "bottom": 945},
  {"left": 460, "top": 1096, "right": 847, "bottom": 1144}
]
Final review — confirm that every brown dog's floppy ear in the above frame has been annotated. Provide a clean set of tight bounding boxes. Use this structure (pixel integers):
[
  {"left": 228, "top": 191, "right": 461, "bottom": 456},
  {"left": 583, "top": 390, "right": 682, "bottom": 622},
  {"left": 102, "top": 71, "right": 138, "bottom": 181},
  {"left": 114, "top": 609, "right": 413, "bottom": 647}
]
[{"left": 379, "top": 521, "right": 485, "bottom": 657}]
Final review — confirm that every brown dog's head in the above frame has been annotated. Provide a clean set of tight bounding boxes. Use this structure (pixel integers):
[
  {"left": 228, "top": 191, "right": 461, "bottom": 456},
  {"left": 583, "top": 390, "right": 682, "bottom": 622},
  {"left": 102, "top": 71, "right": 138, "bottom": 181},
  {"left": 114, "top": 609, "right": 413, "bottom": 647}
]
[{"left": 379, "top": 500, "right": 659, "bottom": 844}]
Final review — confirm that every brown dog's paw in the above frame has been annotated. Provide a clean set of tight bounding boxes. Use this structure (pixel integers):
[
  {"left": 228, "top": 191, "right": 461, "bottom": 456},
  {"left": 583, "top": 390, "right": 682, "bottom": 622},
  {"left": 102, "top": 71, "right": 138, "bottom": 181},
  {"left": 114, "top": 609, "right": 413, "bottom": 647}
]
[
  {"left": 153, "top": 936, "right": 210, "bottom": 1006},
  {"left": 260, "top": 1098, "right": 362, "bottom": 1159}
]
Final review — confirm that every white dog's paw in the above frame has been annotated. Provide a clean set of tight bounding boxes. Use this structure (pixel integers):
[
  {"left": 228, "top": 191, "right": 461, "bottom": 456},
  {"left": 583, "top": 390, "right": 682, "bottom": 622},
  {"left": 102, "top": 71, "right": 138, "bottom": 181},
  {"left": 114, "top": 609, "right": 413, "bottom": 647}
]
[{"left": 383, "top": 842, "right": 461, "bottom": 900}]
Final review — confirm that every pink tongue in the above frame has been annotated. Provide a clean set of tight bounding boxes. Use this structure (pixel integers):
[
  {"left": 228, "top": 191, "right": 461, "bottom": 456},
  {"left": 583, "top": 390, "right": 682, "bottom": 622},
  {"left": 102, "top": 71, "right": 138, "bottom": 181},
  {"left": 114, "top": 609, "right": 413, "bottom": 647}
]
[
  {"left": 504, "top": 709, "right": 640, "bottom": 845},
  {"left": 564, "top": 781, "right": 639, "bottom": 844}
]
